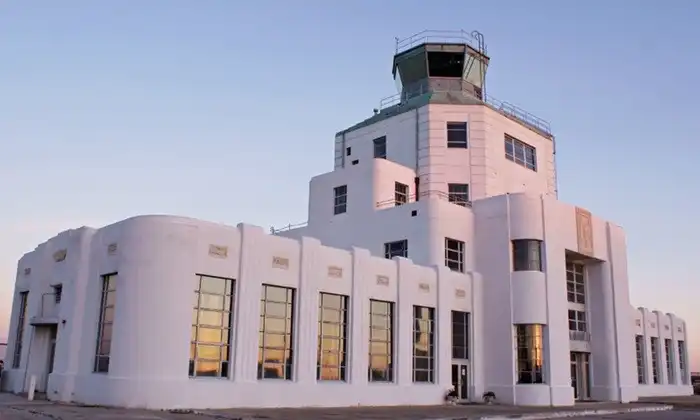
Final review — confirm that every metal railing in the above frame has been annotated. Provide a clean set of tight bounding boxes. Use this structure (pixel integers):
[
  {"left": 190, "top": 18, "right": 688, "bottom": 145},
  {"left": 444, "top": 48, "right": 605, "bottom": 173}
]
[
  {"left": 378, "top": 85, "right": 552, "bottom": 136},
  {"left": 270, "top": 221, "right": 308, "bottom": 235},
  {"left": 395, "top": 30, "right": 484, "bottom": 55},
  {"left": 376, "top": 189, "right": 472, "bottom": 209},
  {"left": 569, "top": 330, "right": 590, "bottom": 342}
]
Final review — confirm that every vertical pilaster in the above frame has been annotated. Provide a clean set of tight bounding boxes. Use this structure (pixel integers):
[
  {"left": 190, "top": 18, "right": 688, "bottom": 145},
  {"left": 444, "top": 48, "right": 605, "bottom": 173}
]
[{"left": 296, "top": 236, "right": 322, "bottom": 384}]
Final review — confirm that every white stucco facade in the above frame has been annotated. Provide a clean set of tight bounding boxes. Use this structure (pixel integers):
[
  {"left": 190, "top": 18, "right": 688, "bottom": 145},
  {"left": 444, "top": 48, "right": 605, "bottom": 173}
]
[{"left": 1, "top": 31, "right": 693, "bottom": 409}]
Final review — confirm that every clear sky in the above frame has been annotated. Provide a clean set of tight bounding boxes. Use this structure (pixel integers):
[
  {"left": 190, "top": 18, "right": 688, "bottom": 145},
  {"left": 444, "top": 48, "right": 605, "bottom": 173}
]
[{"left": 1, "top": 1, "right": 698, "bottom": 370}]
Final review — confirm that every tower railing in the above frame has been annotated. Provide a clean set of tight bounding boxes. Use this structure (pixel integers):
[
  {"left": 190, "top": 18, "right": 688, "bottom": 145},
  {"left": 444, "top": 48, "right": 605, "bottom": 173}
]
[
  {"left": 378, "top": 86, "right": 552, "bottom": 137},
  {"left": 395, "top": 30, "right": 484, "bottom": 55}
]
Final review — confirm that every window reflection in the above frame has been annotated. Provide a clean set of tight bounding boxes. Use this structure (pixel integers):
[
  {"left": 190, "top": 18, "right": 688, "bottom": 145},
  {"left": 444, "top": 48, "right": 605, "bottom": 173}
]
[
  {"left": 412, "top": 306, "right": 435, "bottom": 383},
  {"left": 369, "top": 299, "right": 394, "bottom": 382},
  {"left": 258, "top": 285, "right": 295, "bottom": 380},
  {"left": 190, "top": 275, "right": 234, "bottom": 378},
  {"left": 515, "top": 324, "right": 545, "bottom": 384},
  {"left": 317, "top": 293, "right": 348, "bottom": 381}
]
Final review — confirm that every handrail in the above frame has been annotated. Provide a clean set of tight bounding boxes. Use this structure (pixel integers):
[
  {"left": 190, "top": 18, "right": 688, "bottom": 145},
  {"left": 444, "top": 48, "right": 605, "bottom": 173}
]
[
  {"left": 378, "top": 85, "right": 552, "bottom": 137},
  {"left": 395, "top": 30, "right": 484, "bottom": 55},
  {"left": 270, "top": 221, "right": 308, "bottom": 235},
  {"left": 376, "top": 189, "right": 471, "bottom": 209}
]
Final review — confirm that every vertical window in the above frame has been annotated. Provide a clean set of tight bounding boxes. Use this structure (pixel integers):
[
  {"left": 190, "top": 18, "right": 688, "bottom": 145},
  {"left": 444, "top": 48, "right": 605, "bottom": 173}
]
[
  {"left": 94, "top": 274, "right": 116, "bottom": 373},
  {"left": 504, "top": 134, "right": 537, "bottom": 171},
  {"left": 333, "top": 185, "right": 347, "bottom": 215},
  {"left": 447, "top": 122, "right": 468, "bottom": 148},
  {"left": 568, "top": 310, "right": 587, "bottom": 332},
  {"left": 679, "top": 340, "right": 687, "bottom": 384},
  {"left": 566, "top": 262, "right": 585, "bottom": 304},
  {"left": 512, "top": 240, "right": 543, "bottom": 272},
  {"left": 515, "top": 324, "right": 545, "bottom": 384},
  {"left": 394, "top": 182, "right": 409, "bottom": 205},
  {"left": 258, "top": 285, "right": 295, "bottom": 380},
  {"left": 369, "top": 299, "right": 394, "bottom": 382},
  {"left": 190, "top": 275, "right": 234, "bottom": 378},
  {"left": 317, "top": 293, "right": 348, "bottom": 381},
  {"left": 451, "top": 311, "right": 470, "bottom": 359},
  {"left": 445, "top": 238, "right": 465, "bottom": 273},
  {"left": 664, "top": 339, "right": 674, "bottom": 384},
  {"left": 373, "top": 136, "right": 387, "bottom": 159},
  {"left": 636, "top": 335, "right": 646, "bottom": 384},
  {"left": 412, "top": 306, "right": 435, "bottom": 383},
  {"left": 53, "top": 285, "right": 63, "bottom": 304},
  {"left": 384, "top": 240, "right": 408, "bottom": 259},
  {"left": 650, "top": 337, "right": 660, "bottom": 384},
  {"left": 448, "top": 183, "right": 470, "bottom": 206},
  {"left": 11, "top": 291, "right": 28, "bottom": 369},
  {"left": 346, "top": 146, "right": 351, "bottom": 156}
]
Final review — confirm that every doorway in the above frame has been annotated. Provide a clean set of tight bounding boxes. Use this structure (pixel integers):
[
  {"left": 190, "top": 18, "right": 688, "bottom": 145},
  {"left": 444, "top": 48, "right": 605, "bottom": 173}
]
[
  {"left": 570, "top": 352, "right": 590, "bottom": 400},
  {"left": 451, "top": 362, "right": 469, "bottom": 401}
]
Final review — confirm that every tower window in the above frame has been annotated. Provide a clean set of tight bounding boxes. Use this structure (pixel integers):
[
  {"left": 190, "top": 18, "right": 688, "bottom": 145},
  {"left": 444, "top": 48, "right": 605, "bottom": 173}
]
[
  {"left": 333, "top": 185, "right": 347, "bottom": 215},
  {"left": 373, "top": 136, "right": 387, "bottom": 159},
  {"left": 384, "top": 240, "right": 408, "bottom": 259},
  {"left": 394, "top": 182, "right": 409, "bottom": 206},
  {"left": 512, "top": 239, "right": 543, "bottom": 272},
  {"left": 566, "top": 262, "right": 585, "bottom": 304},
  {"left": 448, "top": 183, "right": 470, "bottom": 206},
  {"left": 447, "top": 122, "right": 468, "bottom": 148},
  {"left": 445, "top": 238, "right": 465, "bottom": 273},
  {"left": 505, "top": 134, "right": 537, "bottom": 171},
  {"left": 346, "top": 147, "right": 351, "bottom": 156}
]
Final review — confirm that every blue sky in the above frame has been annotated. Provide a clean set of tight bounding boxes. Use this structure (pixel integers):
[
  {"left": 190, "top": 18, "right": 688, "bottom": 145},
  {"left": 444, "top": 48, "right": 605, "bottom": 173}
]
[{"left": 1, "top": 1, "right": 698, "bottom": 369}]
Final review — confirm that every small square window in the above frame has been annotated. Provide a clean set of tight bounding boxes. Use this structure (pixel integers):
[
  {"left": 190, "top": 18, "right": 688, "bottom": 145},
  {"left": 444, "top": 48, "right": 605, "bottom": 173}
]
[
  {"left": 373, "top": 136, "right": 387, "bottom": 159},
  {"left": 447, "top": 122, "right": 468, "bottom": 148},
  {"left": 333, "top": 185, "right": 347, "bottom": 215},
  {"left": 394, "top": 182, "right": 409, "bottom": 206}
]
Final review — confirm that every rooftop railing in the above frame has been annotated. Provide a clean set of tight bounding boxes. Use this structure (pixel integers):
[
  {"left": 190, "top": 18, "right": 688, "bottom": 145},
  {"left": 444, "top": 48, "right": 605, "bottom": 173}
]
[
  {"left": 270, "top": 221, "right": 308, "bottom": 235},
  {"left": 395, "top": 30, "right": 484, "bottom": 55},
  {"left": 376, "top": 189, "right": 472, "bottom": 209},
  {"left": 378, "top": 86, "right": 552, "bottom": 137}
]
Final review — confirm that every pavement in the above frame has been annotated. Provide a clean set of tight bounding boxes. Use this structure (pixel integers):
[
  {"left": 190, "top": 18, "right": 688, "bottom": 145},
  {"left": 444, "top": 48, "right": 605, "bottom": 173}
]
[{"left": 0, "top": 392, "right": 696, "bottom": 420}]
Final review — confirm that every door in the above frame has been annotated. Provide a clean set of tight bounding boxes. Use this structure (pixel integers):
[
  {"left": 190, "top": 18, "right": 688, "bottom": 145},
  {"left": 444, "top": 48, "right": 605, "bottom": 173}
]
[
  {"left": 451, "top": 363, "right": 469, "bottom": 400},
  {"left": 43, "top": 327, "right": 57, "bottom": 391},
  {"left": 570, "top": 352, "right": 590, "bottom": 400},
  {"left": 570, "top": 353, "right": 578, "bottom": 399}
]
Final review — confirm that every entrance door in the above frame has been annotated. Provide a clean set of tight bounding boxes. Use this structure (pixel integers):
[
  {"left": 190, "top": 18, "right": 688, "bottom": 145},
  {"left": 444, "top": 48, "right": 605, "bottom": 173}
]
[
  {"left": 570, "top": 352, "right": 590, "bottom": 400},
  {"left": 451, "top": 363, "right": 469, "bottom": 400},
  {"left": 43, "top": 327, "right": 57, "bottom": 391}
]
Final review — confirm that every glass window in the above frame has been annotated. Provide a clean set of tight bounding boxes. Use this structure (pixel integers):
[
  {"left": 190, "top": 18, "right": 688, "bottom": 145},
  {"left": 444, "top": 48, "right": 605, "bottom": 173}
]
[
  {"left": 258, "top": 285, "right": 295, "bottom": 380},
  {"left": 369, "top": 299, "right": 393, "bottom": 382},
  {"left": 445, "top": 238, "right": 465, "bottom": 273},
  {"left": 373, "top": 136, "right": 387, "bottom": 159},
  {"left": 317, "top": 293, "right": 348, "bottom": 381},
  {"left": 636, "top": 335, "right": 646, "bottom": 384},
  {"left": 515, "top": 324, "right": 545, "bottom": 384},
  {"left": 504, "top": 134, "right": 537, "bottom": 171},
  {"left": 679, "top": 340, "right": 687, "bottom": 384},
  {"left": 664, "top": 339, "right": 674, "bottom": 384},
  {"left": 650, "top": 337, "right": 660, "bottom": 384},
  {"left": 11, "top": 292, "right": 28, "bottom": 369},
  {"left": 95, "top": 274, "right": 118, "bottom": 373},
  {"left": 412, "top": 306, "right": 435, "bottom": 383},
  {"left": 566, "top": 262, "right": 586, "bottom": 304},
  {"left": 334, "top": 185, "right": 347, "bottom": 215},
  {"left": 512, "top": 240, "right": 543, "bottom": 272},
  {"left": 394, "top": 182, "right": 409, "bottom": 206},
  {"left": 447, "top": 122, "right": 468, "bottom": 148},
  {"left": 451, "top": 311, "right": 469, "bottom": 360},
  {"left": 190, "top": 275, "right": 234, "bottom": 378},
  {"left": 448, "top": 183, "right": 470, "bottom": 206},
  {"left": 384, "top": 240, "right": 408, "bottom": 259}
]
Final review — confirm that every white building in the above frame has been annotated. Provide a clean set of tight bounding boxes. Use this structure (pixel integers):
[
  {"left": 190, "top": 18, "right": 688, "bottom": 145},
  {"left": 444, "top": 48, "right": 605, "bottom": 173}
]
[{"left": 0, "top": 30, "right": 693, "bottom": 409}]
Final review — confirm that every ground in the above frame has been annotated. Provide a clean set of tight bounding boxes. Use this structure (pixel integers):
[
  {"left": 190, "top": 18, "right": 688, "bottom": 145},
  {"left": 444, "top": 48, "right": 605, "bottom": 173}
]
[{"left": 0, "top": 394, "right": 698, "bottom": 420}]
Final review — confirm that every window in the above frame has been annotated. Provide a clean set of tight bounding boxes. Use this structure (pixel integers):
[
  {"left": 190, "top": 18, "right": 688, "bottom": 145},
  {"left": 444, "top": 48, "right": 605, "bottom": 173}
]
[
  {"left": 11, "top": 291, "right": 28, "bottom": 368},
  {"left": 384, "top": 240, "right": 408, "bottom": 259},
  {"left": 568, "top": 310, "right": 587, "bottom": 332},
  {"left": 447, "top": 122, "right": 468, "bottom": 148},
  {"left": 394, "top": 182, "right": 409, "bottom": 205},
  {"left": 369, "top": 299, "right": 394, "bottom": 382},
  {"left": 333, "top": 185, "right": 347, "bottom": 215},
  {"left": 373, "top": 136, "right": 387, "bottom": 159},
  {"left": 258, "top": 285, "right": 295, "bottom": 380},
  {"left": 190, "top": 275, "right": 234, "bottom": 378},
  {"left": 566, "top": 262, "right": 585, "bottom": 304},
  {"left": 95, "top": 274, "right": 116, "bottom": 373},
  {"left": 445, "top": 238, "right": 465, "bottom": 273},
  {"left": 515, "top": 324, "right": 544, "bottom": 384},
  {"left": 451, "top": 311, "right": 470, "bottom": 359},
  {"left": 504, "top": 134, "right": 537, "bottom": 171},
  {"left": 448, "top": 183, "right": 470, "bottom": 206},
  {"left": 317, "top": 293, "right": 348, "bottom": 381},
  {"left": 679, "top": 340, "right": 687, "bottom": 384},
  {"left": 636, "top": 335, "right": 646, "bottom": 384},
  {"left": 512, "top": 240, "right": 543, "bottom": 272},
  {"left": 412, "top": 306, "right": 435, "bottom": 383},
  {"left": 665, "top": 339, "right": 674, "bottom": 384},
  {"left": 650, "top": 337, "right": 660, "bottom": 384},
  {"left": 53, "top": 285, "right": 62, "bottom": 304},
  {"left": 346, "top": 147, "right": 351, "bottom": 156}
]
